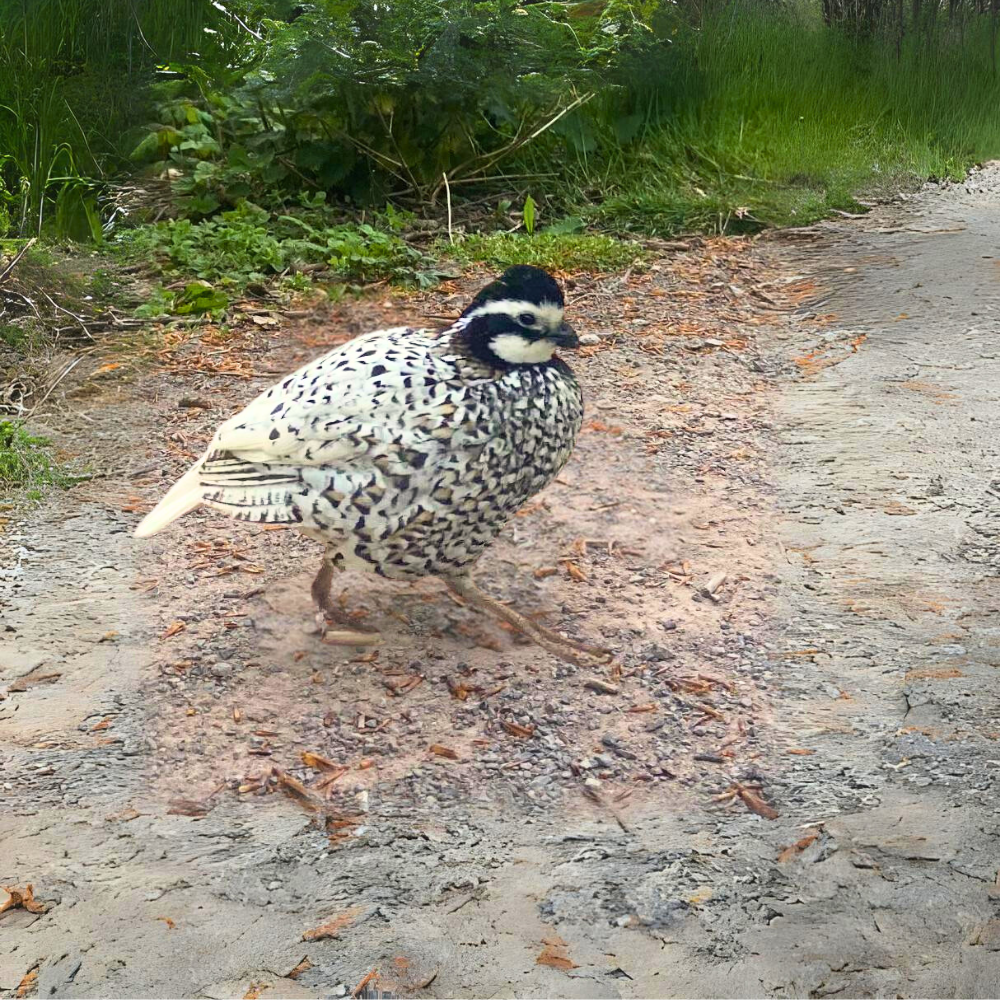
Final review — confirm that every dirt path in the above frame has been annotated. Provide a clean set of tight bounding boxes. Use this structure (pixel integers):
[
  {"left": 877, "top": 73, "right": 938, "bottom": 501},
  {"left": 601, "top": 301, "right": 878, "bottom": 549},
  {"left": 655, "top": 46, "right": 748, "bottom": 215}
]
[{"left": 4, "top": 168, "right": 1000, "bottom": 999}]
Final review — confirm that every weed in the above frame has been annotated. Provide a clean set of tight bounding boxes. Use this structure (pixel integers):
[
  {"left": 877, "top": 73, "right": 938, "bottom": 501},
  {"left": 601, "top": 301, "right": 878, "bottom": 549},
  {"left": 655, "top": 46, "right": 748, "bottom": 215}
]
[
  {"left": 120, "top": 203, "right": 445, "bottom": 300},
  {"left": 569, "top": 2, "right": 1000, "bottom": 233},
  {"left": 0, "top": 420, "right": 72, "bottom": 500},
  {"left": 446, "top": 232, "right": 646, "bottom": 272},
  {"left": 0, "top": 323, "right": 39, "bottom": 352}
]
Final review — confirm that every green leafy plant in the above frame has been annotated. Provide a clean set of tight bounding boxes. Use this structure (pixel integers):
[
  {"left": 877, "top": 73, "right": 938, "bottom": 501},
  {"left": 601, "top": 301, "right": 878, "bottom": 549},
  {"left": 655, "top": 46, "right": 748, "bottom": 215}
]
[
  {"left": 122, "top": 202, "right": 445, "bottom": 295},
  {"left": 136, "top": 0, "right": 666, "bottom": 215},
  {"left": 522, "top": 195, "right": 537, "bottom": 236}
]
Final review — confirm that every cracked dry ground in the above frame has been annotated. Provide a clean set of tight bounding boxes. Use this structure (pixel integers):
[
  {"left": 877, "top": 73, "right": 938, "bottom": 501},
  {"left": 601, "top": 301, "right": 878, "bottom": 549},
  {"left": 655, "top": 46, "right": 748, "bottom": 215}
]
[{"left": 5, "top": 169, "right": 1000, "bottom": 1000}]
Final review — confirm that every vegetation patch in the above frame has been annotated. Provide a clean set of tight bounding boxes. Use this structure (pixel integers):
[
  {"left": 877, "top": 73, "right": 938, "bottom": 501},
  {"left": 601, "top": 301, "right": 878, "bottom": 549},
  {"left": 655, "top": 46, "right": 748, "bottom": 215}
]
[
  {"left": 0, "top": 421, "right": 72, "bottom": 501},
  {"left": 118, "top": 202, "right": 446, "bottom": 303},
  {"left": 446, "top": 233, "right": 647, "bottom": 273}
]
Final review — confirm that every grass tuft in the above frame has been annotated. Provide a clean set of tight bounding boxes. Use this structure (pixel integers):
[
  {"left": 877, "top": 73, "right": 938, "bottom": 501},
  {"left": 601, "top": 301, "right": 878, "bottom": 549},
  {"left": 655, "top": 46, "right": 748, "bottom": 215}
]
[
  {"left": 572, "top": 3, "right": 1000, "bottom": 234},
  {"left": 445, "top": 233, "right": 646, "bottom": 272},
  {"left": 0, "top": 420, "right": 72, "bottom": 501}
]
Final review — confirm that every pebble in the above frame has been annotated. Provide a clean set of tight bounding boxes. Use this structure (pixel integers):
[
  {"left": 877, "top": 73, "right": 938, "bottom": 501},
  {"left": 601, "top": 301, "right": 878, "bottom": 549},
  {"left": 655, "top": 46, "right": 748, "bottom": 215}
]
[
  {"left": 211, "top": 661, "right": 234, "bottom": 678},
  {"left": 579, "top": 333, "right": 602, "bottom": 346}
]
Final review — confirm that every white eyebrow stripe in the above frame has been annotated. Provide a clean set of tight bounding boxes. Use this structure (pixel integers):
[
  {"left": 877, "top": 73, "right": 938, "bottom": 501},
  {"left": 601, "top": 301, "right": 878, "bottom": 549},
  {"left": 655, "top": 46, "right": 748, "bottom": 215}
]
[{"left": 465, "top": 299, "right": 565, "bottom": 328}]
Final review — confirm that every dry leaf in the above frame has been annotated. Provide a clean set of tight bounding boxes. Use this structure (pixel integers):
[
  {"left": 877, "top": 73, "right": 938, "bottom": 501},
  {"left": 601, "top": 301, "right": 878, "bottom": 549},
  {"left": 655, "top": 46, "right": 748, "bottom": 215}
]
[
  {"left": 156, "top": 916, "right": 177, "bottom": 929},
  {"left": 106, "top": 807, "right": 141, "bottom": 823},
  {"left": 7, "top": 671, "right": 61, "bottom": 693},
  {"left": 536, "top": 936, "right": 578, "bottom": 972},
  {"left": 275, "top": 768, "right": 332, "bottom": 814},
  {"left": 162, "top": 620, "right": 186, "bottom": 638},
  {"left": 243, "top": 981, "right": 269, "bottom": 999},
  {"left": 16, "top": 967, "right": 38, "bottom": 998},
  {"left": 627, "top": 703, "right": 658, "bottom": 713},
  {"left": 352, "top": 970, "right": 379, "bottom": 997},
  {"left": 429, "top": 744, "right": 459, "bottom": 759},
  {"left": 91, "top": 717, "right": 112, "bottom": 732},
  {"left": 777, "top": 833, "right": 819, "bottom": 863},
  {"left": 582, "top": 419, "right": 624, "bottom": 435},
  {"left": 167, "top": 798, "right": 214, "bottom": 818},
  {"left": 501, "top": 720, "right": 535, "bottom": 738},
  {"left": 301, "top": 751, "right": 340, "bottom": 771},
  {"left": 736, "top": 786, "right": 779, "bottom": 820},
  {"left": 303, "top": 906, "right": 363, "bottom": 942},
  {"left": 533, "top": 566, "right": 559, "bottom": 579},
  {"left": 287, "top": 958, "right": 313, "bottom": 981},
  {"left": 786, "top": 748, "right": 816, "bottom": 755},
  {"left": 905, "top": 667, "right": 964, "bottom": 680},
  {"left": 561, "top": 560, "right": 588, "bottom": 582},
  {"left": 0, "top": 884, "right": 47, "bottom": 916}
]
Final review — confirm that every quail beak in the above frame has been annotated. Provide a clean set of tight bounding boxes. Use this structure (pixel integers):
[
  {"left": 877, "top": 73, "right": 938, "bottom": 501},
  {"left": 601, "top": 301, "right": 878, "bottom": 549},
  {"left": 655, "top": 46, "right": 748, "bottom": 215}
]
[{"left": 550, "top": 322, "right": 579, "bottom": 348}]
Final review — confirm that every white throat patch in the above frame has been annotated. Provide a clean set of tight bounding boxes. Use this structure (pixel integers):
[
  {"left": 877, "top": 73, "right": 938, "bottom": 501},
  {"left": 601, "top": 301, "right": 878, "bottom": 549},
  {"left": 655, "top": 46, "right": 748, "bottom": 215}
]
[{"left": 488, "top": 334, "right": 557, "bottom": 365}]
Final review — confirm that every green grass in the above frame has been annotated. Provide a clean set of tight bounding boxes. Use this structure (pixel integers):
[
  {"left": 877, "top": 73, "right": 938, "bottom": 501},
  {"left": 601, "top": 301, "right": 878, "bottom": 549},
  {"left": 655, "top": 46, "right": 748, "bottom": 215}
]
[
  {"left": 445, "top": 232, "right": 647, "bottom": 272},
  {"left": 563, "top": 2, "right": 1000, "bottom": 235},
  {"left": 0, "top": 420, "right": 72, "bottom": 501}
]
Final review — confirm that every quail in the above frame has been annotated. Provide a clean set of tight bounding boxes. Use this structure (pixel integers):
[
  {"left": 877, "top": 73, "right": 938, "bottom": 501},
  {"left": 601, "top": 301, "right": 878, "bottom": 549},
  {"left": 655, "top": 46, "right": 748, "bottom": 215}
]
[{"left": 135, "top": 265, "right": 609, "bottom": 665}]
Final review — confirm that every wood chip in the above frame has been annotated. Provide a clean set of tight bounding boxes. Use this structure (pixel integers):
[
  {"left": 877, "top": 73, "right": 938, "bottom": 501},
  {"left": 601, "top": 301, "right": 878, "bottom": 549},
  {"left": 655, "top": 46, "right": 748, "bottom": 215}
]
[
  {"left": 584, "top": 677, "right": 619, "bottom": 695},
  {"left": 429, "top": 744, "right": 460, "bottom": 759},
  {"left": 700, "top": 571, "right": 728, "bottom": 600}
]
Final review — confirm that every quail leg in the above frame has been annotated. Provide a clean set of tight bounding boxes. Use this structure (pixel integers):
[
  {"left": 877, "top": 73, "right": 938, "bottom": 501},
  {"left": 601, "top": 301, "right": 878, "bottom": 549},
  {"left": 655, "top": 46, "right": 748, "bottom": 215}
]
[
  {"left": 445, "top": 574, "right": 613, "bottom": 667},
  {"left": 311, "top": 556, "right": 381, "bottom": 646}
]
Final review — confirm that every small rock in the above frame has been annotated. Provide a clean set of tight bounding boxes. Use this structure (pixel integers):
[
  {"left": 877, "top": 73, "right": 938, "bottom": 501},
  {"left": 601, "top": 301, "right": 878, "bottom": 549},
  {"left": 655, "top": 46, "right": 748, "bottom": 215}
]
[
  {"left": 579, "top": 333, "right": 602, "bottom": 346},
  {"left": 211, "top": 661, "right": 234, "bottom": 678}
]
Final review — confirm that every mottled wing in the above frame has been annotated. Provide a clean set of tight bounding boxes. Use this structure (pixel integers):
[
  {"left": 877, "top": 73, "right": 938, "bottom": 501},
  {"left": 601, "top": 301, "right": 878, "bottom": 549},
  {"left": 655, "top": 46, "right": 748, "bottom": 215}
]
[{"left": 196, "top": 326, "right": 464, "bottom": 523}]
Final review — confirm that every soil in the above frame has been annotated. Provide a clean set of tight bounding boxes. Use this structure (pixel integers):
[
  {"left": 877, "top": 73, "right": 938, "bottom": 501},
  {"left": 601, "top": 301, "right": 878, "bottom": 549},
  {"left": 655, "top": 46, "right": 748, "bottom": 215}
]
[{"left": 4, "top": 165, "right": 1000, "bottom": 1000}]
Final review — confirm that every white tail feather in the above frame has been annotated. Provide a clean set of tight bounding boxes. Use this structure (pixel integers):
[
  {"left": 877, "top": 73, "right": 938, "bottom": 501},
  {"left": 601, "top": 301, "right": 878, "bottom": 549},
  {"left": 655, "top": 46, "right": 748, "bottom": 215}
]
[{"left": 134, "top": 462, "right": 205, "bottom": 538}]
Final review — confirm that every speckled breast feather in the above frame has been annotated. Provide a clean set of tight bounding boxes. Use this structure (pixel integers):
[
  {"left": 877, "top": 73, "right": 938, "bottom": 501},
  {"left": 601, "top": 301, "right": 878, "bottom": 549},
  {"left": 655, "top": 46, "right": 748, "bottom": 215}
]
[{"left": 195, "top": 323, "right": 584, "bottom": 579}]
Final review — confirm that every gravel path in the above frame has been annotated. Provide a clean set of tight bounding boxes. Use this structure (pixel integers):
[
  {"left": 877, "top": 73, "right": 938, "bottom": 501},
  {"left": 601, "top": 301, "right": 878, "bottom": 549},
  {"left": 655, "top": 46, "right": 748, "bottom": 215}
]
[{"left": 4, "top": 167, "right": 1000, "bottom": 999}]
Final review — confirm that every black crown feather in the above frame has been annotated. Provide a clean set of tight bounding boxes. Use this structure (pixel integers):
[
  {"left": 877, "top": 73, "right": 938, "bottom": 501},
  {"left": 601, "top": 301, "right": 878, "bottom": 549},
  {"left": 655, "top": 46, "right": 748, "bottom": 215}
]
[{"left": 464, "top": 265, "right": 564, "bottom": 314}]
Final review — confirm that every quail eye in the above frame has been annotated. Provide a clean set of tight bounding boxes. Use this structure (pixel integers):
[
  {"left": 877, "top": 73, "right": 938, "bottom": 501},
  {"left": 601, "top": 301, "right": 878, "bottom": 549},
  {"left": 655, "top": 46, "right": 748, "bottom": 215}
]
[{"left": 517, "top": 312, "right": 535, "bottom": 327}]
